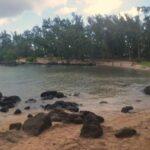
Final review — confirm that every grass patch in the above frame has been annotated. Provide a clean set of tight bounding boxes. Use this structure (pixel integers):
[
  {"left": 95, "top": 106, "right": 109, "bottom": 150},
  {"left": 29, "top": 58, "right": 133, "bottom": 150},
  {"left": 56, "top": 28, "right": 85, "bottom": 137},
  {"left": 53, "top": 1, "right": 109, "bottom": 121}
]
[{"left": 140, "top": 61, "right": 150, "bottom": 67}]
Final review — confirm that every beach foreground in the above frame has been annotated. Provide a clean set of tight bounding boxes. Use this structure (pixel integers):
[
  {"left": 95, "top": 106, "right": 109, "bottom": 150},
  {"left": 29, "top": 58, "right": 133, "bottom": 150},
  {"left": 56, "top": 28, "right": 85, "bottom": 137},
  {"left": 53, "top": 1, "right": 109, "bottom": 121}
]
[{"left": 0, "top": 108, "right": 150, "bottom": 150}]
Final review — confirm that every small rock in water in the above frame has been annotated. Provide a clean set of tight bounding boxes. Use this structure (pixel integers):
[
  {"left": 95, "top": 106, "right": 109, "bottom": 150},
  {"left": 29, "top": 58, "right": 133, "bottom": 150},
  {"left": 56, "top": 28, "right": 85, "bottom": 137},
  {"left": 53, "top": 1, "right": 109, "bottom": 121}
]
[
  {"left": 25, "top": 99, "right": 37, "bottom": 103},
  {"left": 24, "top": 106, "right": 30, "bottom": 110},
  {"left": 144, "top": 86, "right": 150, "bottom": 95},
  {"left": 115, "top": 127, "right": 137, "bottom": 138},
  {"left": 99, "top": 101, "right": 108, "bottom": 104},
  {"left": 73, "top": 92, "right": 80, "bottom": 97},
  {"left": 121, "top": 106, "right": 134, "bottom": 113},
  {"left": 9, "top": 123, "right": 22, "bottom": 130},
  {"left": 136, "top": 100, "right": 142, "bottom": 103},
  {"left": 41, "top": 91, "right": 66, "bottom": 100},
  {"left": 14, "top": 109, "right": 22, "bottom": 115}
]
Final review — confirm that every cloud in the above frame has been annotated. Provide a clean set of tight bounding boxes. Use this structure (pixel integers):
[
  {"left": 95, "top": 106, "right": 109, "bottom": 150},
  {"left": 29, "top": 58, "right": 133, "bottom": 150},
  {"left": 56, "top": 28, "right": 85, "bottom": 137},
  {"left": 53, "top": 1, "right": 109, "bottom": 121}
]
[
  {"left": 32, "top": 0, "right": 68, "bottom": 15},
  {"left": 0, "top": 18, "right": 17, "bottom": 26},
  {"left": 120, "top": 7, "right": 138, "bottom": 16},
  {"left": 80, "top": 0, "right": 123, "bottom": 15},
  {"left": 56, "top": 7, "right": 77, "bottom": 15},
  {"left": 0, "top": 0, "right": 68, "bottom": 19},
  {"left": 0, "top": 0, "right": 31, "bottom": 18}
]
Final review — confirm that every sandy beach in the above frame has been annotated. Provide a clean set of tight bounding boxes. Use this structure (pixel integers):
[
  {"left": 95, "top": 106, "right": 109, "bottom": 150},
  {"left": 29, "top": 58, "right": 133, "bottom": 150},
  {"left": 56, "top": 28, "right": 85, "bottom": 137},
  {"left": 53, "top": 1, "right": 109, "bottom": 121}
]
[{"left": 0, "top": 108, "right": 150, "bottom": 150}]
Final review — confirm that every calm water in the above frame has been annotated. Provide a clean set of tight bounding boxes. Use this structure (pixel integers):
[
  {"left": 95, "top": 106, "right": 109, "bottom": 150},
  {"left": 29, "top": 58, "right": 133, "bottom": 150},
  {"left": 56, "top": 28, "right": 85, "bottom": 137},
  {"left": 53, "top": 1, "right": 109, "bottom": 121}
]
[
  {"left": 0, "top": 65, "right": 150, "bottom": 111},
  {"left": 0, "top": 65, "right": 150, "bottom": 99}
]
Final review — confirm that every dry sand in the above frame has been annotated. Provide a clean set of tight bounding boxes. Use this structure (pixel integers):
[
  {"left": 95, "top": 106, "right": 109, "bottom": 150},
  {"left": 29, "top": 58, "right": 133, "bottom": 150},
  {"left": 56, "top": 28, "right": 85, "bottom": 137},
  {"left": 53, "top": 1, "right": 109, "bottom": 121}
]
[{"left": 0, "top": 109, "right": 150, "bottom": 150}]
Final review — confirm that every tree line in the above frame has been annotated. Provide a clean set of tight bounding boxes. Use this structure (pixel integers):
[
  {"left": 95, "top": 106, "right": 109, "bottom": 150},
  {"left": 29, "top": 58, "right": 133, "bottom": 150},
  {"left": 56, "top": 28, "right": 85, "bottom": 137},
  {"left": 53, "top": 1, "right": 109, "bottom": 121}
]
[{"left": 0, "top": 6, "right": 150, "bottom": 62}]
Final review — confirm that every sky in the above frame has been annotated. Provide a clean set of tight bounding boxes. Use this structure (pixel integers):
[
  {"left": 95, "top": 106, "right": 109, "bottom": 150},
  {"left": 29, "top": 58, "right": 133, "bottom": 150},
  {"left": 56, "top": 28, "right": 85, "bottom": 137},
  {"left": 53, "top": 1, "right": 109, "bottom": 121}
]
[{"left": 0, "top": 0, "right": 149, "bottom": 33}]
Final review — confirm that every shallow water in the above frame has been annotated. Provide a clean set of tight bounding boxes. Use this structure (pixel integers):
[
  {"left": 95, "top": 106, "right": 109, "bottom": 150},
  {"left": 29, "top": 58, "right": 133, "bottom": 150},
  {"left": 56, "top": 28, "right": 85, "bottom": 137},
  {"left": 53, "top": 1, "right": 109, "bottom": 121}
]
[{"left": 0, "top": 64, "right": 150, "bottom": 111}]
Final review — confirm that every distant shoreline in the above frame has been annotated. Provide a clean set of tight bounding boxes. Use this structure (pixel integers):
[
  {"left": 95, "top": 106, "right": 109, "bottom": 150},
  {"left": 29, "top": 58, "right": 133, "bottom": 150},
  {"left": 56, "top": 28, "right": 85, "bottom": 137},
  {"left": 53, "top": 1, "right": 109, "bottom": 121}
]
[{"left": 0, "top": 58, "right": 150, "bottom": 71}]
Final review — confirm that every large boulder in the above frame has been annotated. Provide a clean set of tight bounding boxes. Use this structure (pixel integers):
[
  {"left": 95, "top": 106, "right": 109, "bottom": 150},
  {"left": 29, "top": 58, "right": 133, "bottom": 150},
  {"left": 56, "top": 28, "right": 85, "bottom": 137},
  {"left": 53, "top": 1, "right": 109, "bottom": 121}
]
[
  {"left": 121, "top": 106, "right": 134, "bottom": 113},
  {"left": 80, "top": 111, "right": 104, "bottom": 124},
  {"left": 0, "top": 96, "right": 21, "bottom": 108},
  {"left": 115, "top": 127, "right": 137, "bottom": 138},
  {"left": 9, "top": 123, "right": 22, "bottom": 130},
  {"left": 44, "top": 101, "right": 79, "bottom": 112},
  {"left": 41, "top": 91, "right": 66, "bottom": 100},
  {"left": 80, "top": 124, "right": 103, "bottom": 138},
  {"left": 23, "top": 113, "right": 52, "bottom": 136},
  {"left": 48, "top": 109, "right": 83, "bottom": 124},
  {"left": 144, "top": 86, "right": 150, "bottom": 95}
]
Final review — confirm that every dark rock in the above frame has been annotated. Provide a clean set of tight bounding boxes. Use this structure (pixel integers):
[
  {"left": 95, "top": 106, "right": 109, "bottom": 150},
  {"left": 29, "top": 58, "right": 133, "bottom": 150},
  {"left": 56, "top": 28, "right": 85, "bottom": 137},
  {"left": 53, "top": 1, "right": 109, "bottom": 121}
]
[
  {"left": 80, "top": 124, "right": 103, "bottom": 138},
  {"left": 73, "top": 92, "right": 80, "bottom": 97},
  {"left": 41, "top": 91, "right": 66, "bottom": 100},
  {"left": 41, "top": 91, "right": 57, "bottom": 100},
  {"left": 136, "top": 100, "right": 142, "bottom": 103},
  {"left": 24, "top": 106, "right": 30, "bottom": 110},
  {"left": 25, "top": 99, "right": 37, "bottom": 103},
  {"left": 27, "top": 114, "right": 33, "bottom": 118},
  {"left": 121, "top": 106, "right": 134, "bottom": 113},
  {"left": 9, "top": 123, "right": 22, "bottom": 130},
  {"left": 53, "top": 101, "right": 79, "bottom": 112},
  {"left": 44, "top": 101, "right": 79, "bottom": 112},
  {"left": 115, "top": 127, "right": 137, "bottom": 138},
  {"left": 0, "top": 96, "right": 21, "bottom": 108},
  {"left": 48, "top": 109, "right": 83, "bottom": 124},
  {"left": 23, "top": 113, "right": 52, "bottom": 136},
  {"left": 0, "top": 106, "right": 9, "bottom": 113},
  {"left": 0, "top": 92, "right": 2, "bottom": 99},
  {"left": 14, "top": 109, "right": 22, "bottom": 115},
  {"left": 56, "top": 92, "right": 66, "bottom": 98},
  {"left": 144, "top": 86, "right": 150, "bottom": 95},
  {"left": 99, "top": 101, "right": 108, "bottom": 104},
  {"left": 80, "top": 111, "right": 104, "bottom": 124},
  {"left": 44, "top": 104, "right": 55, "bottom": 110}
]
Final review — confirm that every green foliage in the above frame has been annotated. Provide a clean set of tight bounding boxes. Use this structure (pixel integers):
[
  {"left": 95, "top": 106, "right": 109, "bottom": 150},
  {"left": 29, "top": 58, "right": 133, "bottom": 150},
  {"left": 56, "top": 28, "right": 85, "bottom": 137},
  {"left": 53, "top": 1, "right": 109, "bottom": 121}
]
[
  {"left": 0, "top": 7, "right": 150, "bottom": 62},
  {"left": 140, "top": 61, "right": 150, "bottom": 67},
  {"left": 2, "top": 51, "right": 17, "bottom": 62},
  {"left": 26, "top": 56, "right": 37, "bottom": 63}
]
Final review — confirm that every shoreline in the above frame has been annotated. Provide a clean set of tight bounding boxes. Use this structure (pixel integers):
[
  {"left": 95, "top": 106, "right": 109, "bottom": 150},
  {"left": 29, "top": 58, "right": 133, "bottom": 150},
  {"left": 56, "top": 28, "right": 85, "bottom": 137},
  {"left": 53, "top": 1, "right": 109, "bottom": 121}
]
[{"left": 1, "top": 58, "right": 149, "bottom": 72}]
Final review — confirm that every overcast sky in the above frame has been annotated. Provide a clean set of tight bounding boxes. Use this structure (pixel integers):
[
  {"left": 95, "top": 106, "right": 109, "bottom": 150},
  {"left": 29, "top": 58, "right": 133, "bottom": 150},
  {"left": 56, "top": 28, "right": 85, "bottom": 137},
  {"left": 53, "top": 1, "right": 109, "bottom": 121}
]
[{"left": 0, "top": 0, "right": 149, "bottom": 33}]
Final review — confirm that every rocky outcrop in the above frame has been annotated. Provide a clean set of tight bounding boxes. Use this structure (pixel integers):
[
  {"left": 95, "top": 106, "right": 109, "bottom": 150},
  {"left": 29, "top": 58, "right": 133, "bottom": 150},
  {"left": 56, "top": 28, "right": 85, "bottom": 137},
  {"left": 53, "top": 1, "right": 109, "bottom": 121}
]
[
  {"left": 44, "top": 101, "right": 79, "bottom": 112},
  {"left": 48, "top": 109, "right": 83, "bottom": 124},
  {"left": 144, "top": 86, "right": 150, "bottom": 95},
  {"left": 80, "top": 124, "right": 103, "bottom": 138},
  {"left": 41, "top": 91, "right": 66, "bottom": 100},
  {"left": 80, "top": 111, "right": 104, "bottom": 124},
  {"left": 80, "top": 111, "right": 104, "bottom": 138},
  {"left": 121, "top": 106, "right": 134, "bottom": 113},
  {"left": 115, "top": 127, "right": 137, "bottom": 138},
  {"left": 9, "top": 123, "right": 22, "bottom": 130},
  {"left": 23, "top": 113, "right": 52, "bottom": 136},
  {"left": 0, "top": 96, "right": 21, "bottom": 108}
]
